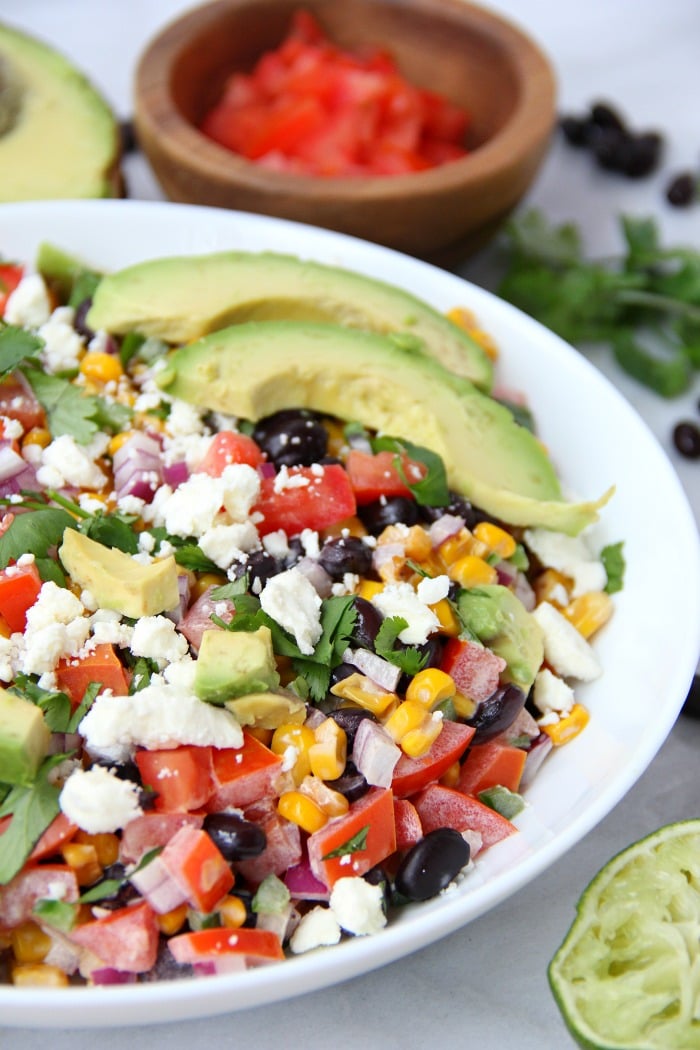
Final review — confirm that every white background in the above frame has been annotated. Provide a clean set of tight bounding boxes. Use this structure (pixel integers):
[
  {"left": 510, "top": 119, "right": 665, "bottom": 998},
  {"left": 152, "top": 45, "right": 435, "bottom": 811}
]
[{"left": 1, "top": 1, "right": 700, "bottom": 1046}]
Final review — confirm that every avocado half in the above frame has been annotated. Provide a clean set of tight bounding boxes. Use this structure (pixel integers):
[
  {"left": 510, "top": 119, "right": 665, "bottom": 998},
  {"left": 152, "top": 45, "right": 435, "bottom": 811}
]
[
  {"left": 86, "top": 251, "right": 493, "bottom": 390},
  {"left": 0, "top": 23, "right": 121, "bottom": 201},
  {"left": 157, "top": 321, "right": 612, "bottom": 535}
]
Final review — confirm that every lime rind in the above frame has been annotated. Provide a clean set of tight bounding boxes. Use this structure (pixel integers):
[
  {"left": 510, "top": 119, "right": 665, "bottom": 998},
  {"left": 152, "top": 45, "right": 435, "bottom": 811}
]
[{"left": 548, "top": 819, "right": 700, "bottom": 1050}]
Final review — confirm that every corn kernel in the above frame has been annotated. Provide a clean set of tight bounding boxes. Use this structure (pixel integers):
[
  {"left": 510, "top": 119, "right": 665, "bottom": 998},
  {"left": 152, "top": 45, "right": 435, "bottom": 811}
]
[
  {"left": 330, "top": 672, "right": 397, "bottom": 715},
  {"left": 563, "top": 591, "right": 614, "bottom": 640},
  {"left": 62, "top": 842, "right": 103, "bottom": 887},
  {"left": 298, "top": 775, "right": 349, "bottom": 818},
  {"left": 440, "top": 760, "right": 461, "bottom": 788},
  {"left": 80, "top": 352, "right": 123, "bottom": 384},
  {"left": 452, "top": 692, "right": 477, "bottom": 719},
  {"left": 449, "top": 554, "right": 498, "bottom": 589},
  {"left": 542, "top": 703, "right": 590, "bottom": 746},
  {"left": 321, "top": 516, "right": 368, "bottom": 540},
  {"left": 271, "top": 723, "right": 316, "bottom": 785},
  {"left": 401, "top": 715, "right": 443, "bottom": 758},
  {"left": 189, "top": 571, "right": 227, "bottom": 601},
  {"left": 308, "top": 718, "right": 347, "bottom": 781},
  {"left": 75, "top": 831, "right": 119, "bottom": 867},
  {"left": 429, "top": 597, "right": 460, "bottom": 637},
  {"left": 473, "top": 522, "right": 517, "bottom": 560},
  {"left": 11, "top": 921, "right": 51, "bottom": 964},
  {"left": 156, "top": 903, "right": 189, "bottom": 936},
  {"left": 357, "top": 578, "right": 384, "bottom": 601},
  {"left": 533, "top": 569, "right": 572, "bottom": 607},
  {"left": 437, "top": 529, "right": 474, "bottom": 568},
  {"left": 405, "top": 668, "right": 456, "bottom": 709},
  {"left": 218, "top": 895, "right": 248, "bottom": 930},
  {"left": 383, "top": 700, "right": 428, "bottom": 743},
  {"left": 11, "top": 962, "right": 69, "bottom": 988},
  {"left": 277, "top": 790, "right": 328, "bottom": 833},
  {"left": 245, "top": 725, "right": 274, "bottom": 746},
  {"left": 22, "top": 427, "right": 51, "bottom": 449}
]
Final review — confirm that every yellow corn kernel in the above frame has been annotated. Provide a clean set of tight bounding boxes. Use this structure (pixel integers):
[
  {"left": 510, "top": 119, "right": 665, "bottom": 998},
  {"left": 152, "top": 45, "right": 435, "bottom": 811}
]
[
  {"left": 383, "top": 700, "right": 428, "bottom": 743},
  {"left": 79, "top": 352, "right": 124, "bottom": 384},
  {"left": 0, "top": 614, "right": 11, "bottom": 639},
  {"left": 22, "top": 427, "right": 51, "bottom": 450},
  {"left": 449, "top": 554, "right": 498, "bottom": 589},
  {"left": 61, "top": 842, "right": 103, "bottom": 887},
  {"left": 437, "top": 529, "right": 474, "bottom": 568},
  {"left": 74, "top": 831, "right": 119, "bottom": 867},
  {"left": 440, "top": 760, "right": 461, "bottom": 788},
  {"left": 428, "top": 597, "right": 460, "bottom": 637},
  {"left": 542, "top": 703, "right": 590, "bottom": 746},
  {"left": 189, "top": 571, "right": 228, "bottom": 601},
  {"left": 330, "top": 672, "right": 397, "bottom": 716},
  {"left": 406, "top": 668, "right": 456, "bottom": 709},
  {"left": 308, "top": 718, "right": 347, "bottom": 781},
  {"left": 246, "top": 725, "right": 274, "bottom": 747},
  {"left": 218, "top": 895, "right": 248, "bottom": 930},
  {"left": 11, "top": 962, "right": 69, "bottom": 988},
  {"left": 277, "top": 790, "right": 328, "bottom": 833},
  {"left": 298, "top": 775, "right": 350, "bottom": 818},
  {"left": 270, "top": 723, "right": 316, "bottom": 785},
  {"left": 321, "top": 516, "right": 368, "bottom": 540},
  {"left": 401, "top": 714, "right": 443, "bottom": 758},
  {"left": 357, "top": 578, "right": 383, "bottom": 601},
  {"left": 472, "top": 522, "right": 517, "bottom": 560},
  {"left": 107, "top": 430, "right": 136, "bottom": 457},
  {"left": 563, "top": 591, "right": 614, "bottom": 640},
  {"left": 533, "top": 568, "right": 572, "bottom": 608},
  {"left": 156, "top": 903, "right": 189, "bottom": 936},
  {"left": 452, "top": 692, "right": 477, "bottom": 719},
  {"left": 11, "top": 921, "right": 51, "bottom": 964}
]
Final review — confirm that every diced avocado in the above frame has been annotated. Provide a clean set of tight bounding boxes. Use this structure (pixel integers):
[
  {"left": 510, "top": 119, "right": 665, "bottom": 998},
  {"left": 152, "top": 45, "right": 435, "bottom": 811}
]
[
  {"left": 156, "top": 320, "right": 612, "bottom": 534},
  {"left": 225, "top": 691, "right": 306, "bottom": 729},
  {"left": 86, "top": 251, "right": 493, "bottom": 390},
  {"left": 59, "top": 529, "right": 179, "bottom": 618},
  {"left": 457, "top": 584, "right": 544, "bottom": 692},
  {"left": 194, "top": 627, "right": 281, "bottom": 705},
  {"left": 0, "top": 687, "right": 50, "bottom": 786},
  {"left": 36, "top": 241, "right": 102, "bottom": 305},
  {"left": 0, "top": 24, "right": 121, "bottom": 201}
]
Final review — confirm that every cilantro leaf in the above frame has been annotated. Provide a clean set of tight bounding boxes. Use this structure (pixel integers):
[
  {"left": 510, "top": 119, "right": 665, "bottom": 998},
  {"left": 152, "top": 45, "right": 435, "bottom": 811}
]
[
  {"left": 0, "top": 506, "right": 76, "bottom": 571},
  {"left": 322, "top": 825, "right": 369, "bottom": 859},
  {"left": 0, "top": 325, "right": 42, "bottom": 377},
  {"left": 374, "top": 616, "right": 429, "bottom": 676},
  {"left": 478, "top": 784, "right": 525, "bottom": 819},
  {"left": 21, "top": 367, "right": 132, "bottom": 444},
  {"left": 371, "top": 435, "right": 449, "bottom": 507},
  {"left": 601, "top": 541, "right": 625, "bottom": 594},
  {"left": 10, "top": 674, "right": 72, "bottom": 733},
  {"left": 32, "top": 898, "right": 78, "bottom": 932},
  {"left": 78, "top": 511, "right": 139, "bottom": 555},
  {"left": 0, "top": 756, "right": 65, "bottom": 884}
]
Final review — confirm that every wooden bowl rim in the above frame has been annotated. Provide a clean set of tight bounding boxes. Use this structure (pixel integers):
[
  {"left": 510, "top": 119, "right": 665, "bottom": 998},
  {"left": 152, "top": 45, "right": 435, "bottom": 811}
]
[{"left": 134, "top": 0, "right": 557, "bottom": 203}]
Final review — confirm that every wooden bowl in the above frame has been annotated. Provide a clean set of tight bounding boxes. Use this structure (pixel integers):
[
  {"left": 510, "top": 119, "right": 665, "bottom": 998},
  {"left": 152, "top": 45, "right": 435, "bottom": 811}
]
[{"left": 133, "top": 0, "right": 556, "bottom": 263}]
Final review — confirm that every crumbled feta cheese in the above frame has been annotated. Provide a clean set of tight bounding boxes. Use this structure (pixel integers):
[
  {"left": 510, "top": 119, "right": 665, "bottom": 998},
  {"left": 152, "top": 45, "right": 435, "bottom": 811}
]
[
  {"left": 416, "top": 573, "right": 451, "bottom": 606},
  {"left": 289, "top": 906, "right": 341, "bottom": 954},
  {"left": 300, "top": 529, "right": 320, "bottom": 558},
  {"left": 164, "top": 398, "right": 206, "bottom": 437},
  {"left": 532, "top": 602, "right": 602, "bottom": 681},
  {"left": 371, "top": 581, "right": 440, "bottom": 645},
  {"left": 59, "top": 766, "right": 143, "bottom": 834},
  {"left": 0, "top": 416, "right": 24, "bottom": 441},
  {"left": 0, "top": 635, "right": 20, "bottom": 682},
  {"left": 20, "top": 582, "right": 89, "bottom": 675},
  {"left": 87, "top": 330, "right": 112, "bottom": 355},
  {"left": 138, "top": 531, "right": 156, "bottom": 554},
  {"left": 4, "top": 273, "right": 51, "bottom": 328},
  {"left": 88, "top": 608, "right": 134, "bottom": 651},
  {"left": 143, "top": 463, "right": 260, "bottom": 538},
  {"left": 273, "top": 465, "right": 310, "bottom": 493},
  {"left": 329, "top": 877, "right": 387, "bottom": 936},
  {"left": 198, "top": 521, "right": 260, "bottom": 570},
  {"left": 262, "top": 530, "right": 290, "bottom": 559},
  {"left": 524, "top": 528, "right": 607, "bottom": 598},
  {"left": 37, "top": 307, "right": 85, "bottom": 374},
  {"left": 116, "top": 494, "right": 146, "bottom": 516},
  {"left": 161, "top": 654, "right": 197, "bottom": 690},
  {"left": 259, "top": 567, "right": 323, "bottom": 655},
  {"left": 37, "top": 433, "right": 108, "bottom": 491},
  {"left": 78, "top": 492, "right": 108, "bottom": 514},
  {"left": 130, "top": 615, "right": 189, "bottom": 668},
  {"left": 532, "top": 667, "right": 576, "bottom": 723}
]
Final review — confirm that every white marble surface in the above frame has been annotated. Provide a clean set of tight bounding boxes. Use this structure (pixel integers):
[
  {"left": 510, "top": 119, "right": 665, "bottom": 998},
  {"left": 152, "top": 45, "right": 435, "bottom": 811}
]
[{"left": 1, "top": 1, "right": 700, "bottom": 1045}]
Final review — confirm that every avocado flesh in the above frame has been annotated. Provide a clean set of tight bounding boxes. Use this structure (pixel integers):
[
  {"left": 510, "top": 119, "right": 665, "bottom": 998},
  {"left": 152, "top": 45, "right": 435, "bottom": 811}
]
[
  {"left": 457, "top": 585, "right": 545, "bottom": 693},
  {"left": 0, "top": 24, "right": 120, "bottom": 201},
  {"left": 0, "top": 687, "right": 50, "bottom": 786},
  {"left": 86, "top": 251, "right": 493, "bottom": 391},
  {"left": 194, "top": 627, "right": 281, "bottom": 705},
  {"left": 157, "top": 321, "right": 612, "bottom": 535}
]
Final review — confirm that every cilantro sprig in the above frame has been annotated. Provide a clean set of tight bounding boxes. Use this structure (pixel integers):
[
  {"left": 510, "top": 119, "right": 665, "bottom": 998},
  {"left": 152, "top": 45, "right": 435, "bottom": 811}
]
[
  {"left": 0, "top": 754, "right": 67, "bottom": 885},
  {"left": 374, "top": 616, "right": 429, "bottom": 676},
  {"left": 370, "top": 434, "right": 449, "bottom": 507}
]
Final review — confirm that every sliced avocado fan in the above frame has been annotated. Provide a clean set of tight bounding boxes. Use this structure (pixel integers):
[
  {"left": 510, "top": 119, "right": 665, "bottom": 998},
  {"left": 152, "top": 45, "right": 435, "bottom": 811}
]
[
  {"left": 156, "top": 321, "right": 612, "bottom": 535},
  {"left": 86, "top": 251, "right": 493, "bottom": 391}
]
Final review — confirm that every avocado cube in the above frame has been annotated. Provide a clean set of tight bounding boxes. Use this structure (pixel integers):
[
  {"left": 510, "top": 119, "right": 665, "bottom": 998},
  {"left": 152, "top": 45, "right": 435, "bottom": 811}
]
[
  {"left": 194, "top": 626, "right": 281, "bottom": 705},
  {"left": 0, "top": 688, "right": 51, "bottom": 786}
]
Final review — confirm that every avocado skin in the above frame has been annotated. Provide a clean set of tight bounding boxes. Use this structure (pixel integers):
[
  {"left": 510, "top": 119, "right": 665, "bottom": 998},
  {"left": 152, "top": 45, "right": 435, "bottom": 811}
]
[
  {"left": 457, "top": 585, "right": 544, "bottom": 693},
  {"left": 0, "top": 23, "right": 121, "bottom": 201},
  {"left": 158, "top": 320, "right": 611, "bottom": 535},
  {"left": 86, "top": 251, "right": 493, "bottom": 390}
]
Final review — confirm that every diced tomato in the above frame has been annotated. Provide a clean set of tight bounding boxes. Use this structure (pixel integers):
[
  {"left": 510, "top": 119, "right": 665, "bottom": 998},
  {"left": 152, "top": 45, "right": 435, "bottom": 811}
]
[
  {"left": 119, "top": 811, "right": 204, "bottom": 865},
  {"left": 69, "top": 901, "right": 159, "bottom": 974},
  {"left": 28, "top": 812, "right": 78, "bottom": 862},
  {"left": 168, "top": 926, "right": 284, "bottom": 966},
  {"left": 440, "top": 637, "right": 507, "bottom": 704},
  {"left": 307, "top": 786, "right": 396, "bottom": 889},
  {"left": 345, "top": 449, "right": 427, "bottom": 505},
  {"left": 235, "top": 800, "right": 302, "bottom": 885},
  {"left": 254, "top": 463, "right": 356, "bottom": 537},
  {"left": 0, "top": 865, "right": 79, "bottom": 930},
  {"left": 457, "top": 740, "right": 528, "bottom": 796},
  {"left": 0, "top": 263, "right": 24, "bottom": 315},
  {"left": 393, "top": 797, "right": 423, "bottom": 851},
  {"left": 54, "top": 643, "right": 131, "bottom": 708},
  {"left": 0, "top": 560, "right": 42, "bottom": 633},
  {"left": 412, "top": 783, "right": 517, "bottom": 850},
  {"left": 207, "top": 732, "right": 283, "bottom": 810},
  {"left": 135, "top": 746, "right": 215, "bottom": 813},
  {"left": 0, "top": 373, "right": 45, "bottom": 431},
  {"left": 159, "top": 824, "right": 234, "bottom": 912},
  {"left": 196, "top": 430, "right": 265, "bottom": 475},
  {"left": 391, "top": 719, "right": 475, "bottom": 799}
]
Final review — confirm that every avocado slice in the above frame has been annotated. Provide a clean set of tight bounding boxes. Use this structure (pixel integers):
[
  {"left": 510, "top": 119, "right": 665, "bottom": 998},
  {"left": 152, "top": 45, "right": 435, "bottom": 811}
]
[
  {"left": 86, "top": 251, "right": 493, "bottom": 390},
  {"left": 0, "top": 687, "right": 51, "bottom": 786},
  {"left": 156, "top": 321, "right": 612, "bottom": 535},
  {"left": 194, "top": 627, "right": 281, "bottom": 705},
  {"left": 457, "top": 585, "right": 545, "bottom": 693},
  {"left": 0, "top": 23, "right": 121, "bottom": 201}
]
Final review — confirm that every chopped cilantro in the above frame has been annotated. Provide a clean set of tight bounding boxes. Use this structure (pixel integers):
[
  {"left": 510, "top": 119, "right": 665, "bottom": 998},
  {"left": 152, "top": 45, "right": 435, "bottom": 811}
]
[
  {"left": 371, "top": 434, "right": 449, "bottom": 507},
  {"left": 601, "top": 541, "right": 626, "bottom": 594},
  {"left": 374, "top": 616, "right": 429, "bottom": 676},
  {"left": 0, "top": 506, "right": 76, "bottom": 573},
  {"left": 0, "top": 755, "right": 67, "bottom": 885},
  {"left": 322, "top": 825, "right": 369, "bottom": 859},
  {"left": 22, "top": 366, "right": 132, "bottom": 444},
  {"left": 0, "top": 324, "right": 43, "bottom": 377}
]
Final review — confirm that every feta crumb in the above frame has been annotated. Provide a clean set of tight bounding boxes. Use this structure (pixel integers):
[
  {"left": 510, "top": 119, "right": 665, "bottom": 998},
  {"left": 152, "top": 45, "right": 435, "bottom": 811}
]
[
  {"left": 20, "top": 582, "right": 89, "bottom": 675},
  {"left": 4, "top": 273, "right": 51, "bottom": 328},
  {"left": 289, "top": 906, "right": 341, "bottom": 954},
  {"left": 59, "top": 766, "right": 143, "bottom": 834},
  {"left": 524, "top": 528, "right": 607, "bottom": 598},
  {"left": 130, "top": 615, "right": 189, "bottom": 668},
  {"left": 198, "top": 521, "right": 260, "bottom": 570},
  {"left": 532, "top": 667, "right": 576, "bottom": 723},
  {"left": 329, "top": 877, "right": 387, "bottom": 936},
  {"left": 37, "top": 307, "right": 85, "bottom": 374},
  {"left": 416, "top": 573, "right": 451, "bottom": 606},
  {"left": 273, "top": 465, "right": 310, "bottom": 493},
  {"left": 262, "top": 530, "right": 290, "bottom": 559},
  {"left": 259, "top": 567, "right": 323, "bottom": 655},
  {"left": 300, "top": 529, "right": 320, "bottom": 558},
  {"left": 0, "top": 416, "right": 24, "bottom": 441},
  {"left": 37, "top": 433, "right": 108, "bottom": 491},
  {"left": 532, "top": 602, "right": 602, "bottom": 681},
  {"left": 371, "top": 581, "right": 440, "bottom": 645}
]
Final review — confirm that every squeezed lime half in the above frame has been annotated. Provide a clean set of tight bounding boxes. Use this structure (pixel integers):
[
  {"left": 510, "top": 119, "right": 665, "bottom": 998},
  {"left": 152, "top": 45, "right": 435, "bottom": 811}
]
[{"left": 548, "top": 820, "right": 700, "bottom": 1049}]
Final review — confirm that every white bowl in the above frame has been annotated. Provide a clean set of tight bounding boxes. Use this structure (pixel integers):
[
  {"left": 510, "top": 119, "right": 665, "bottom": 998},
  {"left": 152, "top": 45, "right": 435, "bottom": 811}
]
[{"left": 0, "top": 199, "right": 698, "bottom": 1028}]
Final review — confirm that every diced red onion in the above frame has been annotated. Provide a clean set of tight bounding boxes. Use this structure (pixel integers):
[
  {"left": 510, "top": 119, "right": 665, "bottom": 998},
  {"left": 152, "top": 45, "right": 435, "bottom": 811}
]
[
  {"left": 295, "top": 557, "right": 333, "bottom": 598},
  {"left": 513, "top": 572, "right": 536, "bottom": 611},
  {"left": 342, "top": 646, "right": 402, "bottom": 693},
  {"left": 128, "top": 855, "right": 188, "bottom": 913},
  {"left": 495, "top": 560, "right": 517, "bottom": 587},
  {"left": 113, "top": 432, "right": 164, "bottom": 503},
  {"left": 519, "top": 732, "right": 553, "bottom": 790},
  {"left": 258, "top": 462, "right": 276, "bottom": 479},
  {"left": 304, "top": 707, "right": 327, "bottom": 730},
  {"left": 372, "top": 543, "right": 403, "bottom": 574},
  {"left": 0, "top": 442, "right": 27, "bottom": 482},
  {"left": 193, "top": 956, "right": 247, "bottom": 975},
  {"left": 162, "top": 460, "right": 189, "bottom": 487},
  {"left": 428, "top": 514, "right": 465, "bottom": 548},
  {"left": 462, "top": 829, "right": 483, "bottom": 859},
  {"left": 283, "top": 858, "right": 330, "bottom": 901},
  {"left": 165, "top": 573, "right": 192, "bottom": 624},
  {"left": 90, "top": 967, "right": 138, "bottom": 985},
  {"left": 352, "top": 718, "right": 401, "bottom": 788}
]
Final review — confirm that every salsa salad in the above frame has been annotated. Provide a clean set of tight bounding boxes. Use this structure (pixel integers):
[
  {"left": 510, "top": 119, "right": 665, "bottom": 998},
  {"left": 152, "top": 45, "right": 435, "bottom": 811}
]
[{"left": 0, "top": 247, "right": 621, "bottom": 987}]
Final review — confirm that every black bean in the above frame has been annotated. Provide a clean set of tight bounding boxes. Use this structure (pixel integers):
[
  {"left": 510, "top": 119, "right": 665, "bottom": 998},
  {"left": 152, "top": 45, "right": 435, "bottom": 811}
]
[
  {"left": 318, "top": 536, "right": 373, "bottom": 579},
  {"left": 238, "top": 549, "right": 284, "bottom": 591},
  {"left": 358, "top": 496, "right": 418, "bottom": 534},
  {"left": 589, "top": 125, "right": 628, "bottom": 171},
  {"left": 560, "top": 114, "right": 590, "bottom": 147},
  {"left": 349, "top": 596, "right": 383, "bottom": 649},
  {"left": 466, "top": 683, "right": 527, "bottom": 743},
  {"left": 418, "top": 491, "right": 484, "bottom": 529},
  {"left": 252, "top": 409, "right": 328, "bottom": 468},
  {"left": 329, "top": 709, "right": 377, "bottom": 746},
  {"left": 394, "top": 828, "right": 471, "bottom": 902},
  {"left": 118, "top": 118, "right": 138, "bottom": 155},
  {"left": 621, "top": 132, "right": 663, "bottom": 177},
  {"left": 673, "top": 421, "right": 700, "bottom": 459},
  {"left": 589, "top": 101, "right": 627, "bottom": 134},
  {"left": 139, "top": 941, "right": 195, "bottom": 982},
  {"left": 330, "top": 661, "right": 356, "bottom": 687},
  {"left": 203, "top": 813, "right": 267, "bottom": 861},
  {"left": 326, "top": 760, "right": 370, "bottom": 802},
  {"left": 666, "top": 171, "right": 697, "bottom": 207},
  {"left": 73, "top": 298, "right": 95, "bottom": 340},
  {"left": 682, "top": 675, "right": 700, "bottom": 719}
]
